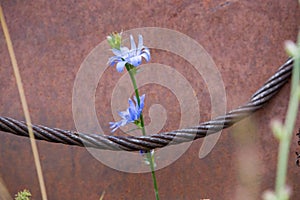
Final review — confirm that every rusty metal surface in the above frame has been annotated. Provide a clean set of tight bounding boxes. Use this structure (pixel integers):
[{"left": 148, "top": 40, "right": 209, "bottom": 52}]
[{"left": 0, "top": 0, "right": 300, "bottom": 199}]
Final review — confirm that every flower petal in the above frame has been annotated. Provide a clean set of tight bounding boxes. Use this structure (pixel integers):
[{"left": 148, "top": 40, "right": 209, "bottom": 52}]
[
  {"left": 139, "top": 94, "right": 145, "bottom": 110},
  {"left": 120, "top": 47, "right": 130, "bottom": 55},
  {"left": 109, "top": 121, "right": 121, "bottom": 132},
  {"left": 112, "top": 49, "right": 122, "bottom": 56},
  {"left": 119, "top": 119, "right": 129, "bottom": 127},
  {"left": 137, "top": 35, "right": 143, "bottom": 51},
  {"left": 133, "top": 94, "right": 145, "bottom": 119},
  {"left": 141, "top": 51, "right": 150, "bottom": 62},
  {"left": 108, "top": 55, "right": 122, "bottom": 66},
  {"left": 128, "top": 98, "right": 135, "bottom": 109},
  {"left": 116, "top": 61, "right": 127, "bottom": 72},
  {"left": 128, "top": 98, "right": 138, "bottom": 120},
  {"left": 128, "top": 109, "right": 137, "bottom": 121},
  {"left": 130, "top": 35, "right": 137, "bottom": 52},
  {"left": 132, "top": 96, "right": 138, "bottom": 115},
  {"left": 128, "top": 55, "right": 142, "bottom": 67},
  {"left": 118, "top": 110, "right": 129, "bottom": 120},
  {"left": 109, "top": 121, "right": 116, "bottom": 128}
]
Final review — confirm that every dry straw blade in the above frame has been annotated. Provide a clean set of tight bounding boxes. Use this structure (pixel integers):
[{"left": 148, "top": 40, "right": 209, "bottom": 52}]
[{"left": 0, "top": 4, "right": 47, "bottom": 200}]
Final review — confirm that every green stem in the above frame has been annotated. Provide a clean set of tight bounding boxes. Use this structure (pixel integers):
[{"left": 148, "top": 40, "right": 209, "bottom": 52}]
[
  {"left": 125, "top": 64, "right": 160, "bottom": 200},
  {"left": 147, "top": 152, "right": 160, "bottom": 200},
  {"left": 275, "top": 38, "right": 300, "bottom": 194}
]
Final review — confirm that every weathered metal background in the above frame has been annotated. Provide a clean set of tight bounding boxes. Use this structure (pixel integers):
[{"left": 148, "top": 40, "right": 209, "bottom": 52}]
[{"left": 0, "top": 0, "right": 300, "bottom": 199}]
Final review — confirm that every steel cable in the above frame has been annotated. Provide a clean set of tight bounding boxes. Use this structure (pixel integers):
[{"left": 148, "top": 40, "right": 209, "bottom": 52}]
[{"left": 0, "top": 58, "right": 294, "bottom": 151}]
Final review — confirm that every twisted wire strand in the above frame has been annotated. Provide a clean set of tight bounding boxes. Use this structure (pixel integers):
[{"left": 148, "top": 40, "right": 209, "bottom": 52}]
[{"left": 0, "top": 58, "right": 294, "bottom": 151}]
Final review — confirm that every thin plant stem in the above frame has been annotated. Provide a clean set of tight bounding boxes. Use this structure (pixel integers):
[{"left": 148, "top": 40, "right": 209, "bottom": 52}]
[
  {"left": 125, "top": 64, "right": 146, "bottom": 136},
  {"left": 126, "top": 64, "right": 160, "bottom": 200},
  {"left": 147, "top": 153, "right": 160, "bottom": 200},
  {"left": 0, "top": 4, "right": 48, "bottom": 200},
  {"left": 275, "top": 33, "right": 300, "bottom": 195}
]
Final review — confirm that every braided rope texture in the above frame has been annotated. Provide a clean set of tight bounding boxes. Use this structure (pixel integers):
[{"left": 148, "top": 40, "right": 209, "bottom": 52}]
[{"left": 0, "top": 58, "right": 294, "bottom": 151}]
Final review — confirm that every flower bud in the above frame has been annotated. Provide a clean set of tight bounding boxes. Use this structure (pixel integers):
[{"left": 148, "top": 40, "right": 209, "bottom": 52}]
[{"left": 107, "top": 32, "right": 122, "bottom": 50}]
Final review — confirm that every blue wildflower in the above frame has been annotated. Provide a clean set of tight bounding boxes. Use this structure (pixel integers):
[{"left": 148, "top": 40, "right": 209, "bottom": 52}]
[
  {"left": 109, "top": 94, "right": 145, "bottom": 132},
  {"left": 108, "top": 34, "right": 151, "bottom": 72}
]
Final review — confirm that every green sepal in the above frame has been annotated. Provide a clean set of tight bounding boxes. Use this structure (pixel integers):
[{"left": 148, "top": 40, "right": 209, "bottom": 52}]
[{"left": 134, "top": 120, "right": 143, "bottom": 129}]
